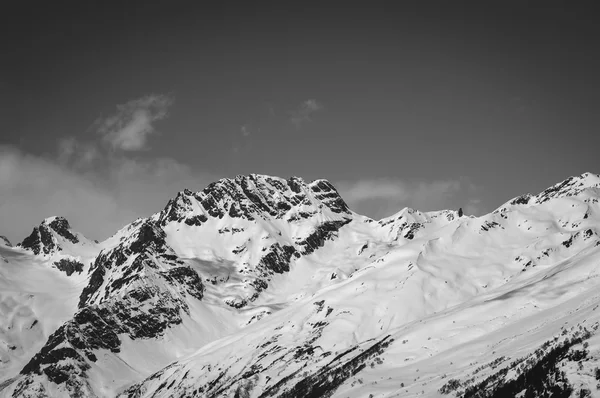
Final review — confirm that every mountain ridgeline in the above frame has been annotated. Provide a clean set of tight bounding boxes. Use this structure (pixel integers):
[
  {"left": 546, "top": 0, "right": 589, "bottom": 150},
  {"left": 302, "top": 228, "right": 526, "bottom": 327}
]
[{"left": 1, "top": 172, "right": 600, "bottom": 398}]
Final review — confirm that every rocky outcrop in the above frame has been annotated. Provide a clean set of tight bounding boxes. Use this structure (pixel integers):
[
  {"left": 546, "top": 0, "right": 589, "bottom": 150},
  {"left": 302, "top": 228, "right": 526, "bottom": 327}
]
[
  {"left": 53, "top": 258, "right": 84, "bottom": 276},
  {"left": 308, "top": 179, "right": 350, "bottom": 214},
  {"left": 497, "top": 172, "right": 600, "bottom": 212},
  {"left": 15, "top": 219, "right": 205, "bottom": 397},
  {"left": 17, "top": 281, "right": 198, "bottom": 397},
  {"left": 0, "top": 235, "right": 12, "bottom": 247},
  {"left": 297, "top": 219, "right": 352, "bottom": 255},
  {"left": 154, "top": 175, "right": 354, "bottom": 309},
  {"left": 46, "top": 217, "right": 79, "bottom": 244},
  {"left": 18, "top": 217, "right": 80, "bottom": 256},
  {"left": 19, "top": 224, "right": 59, "bottom": 256},
  {"left": 258, "top": 244, "right": 299, "bottom": 274},
  {"left": 158, "top": 175, "right": 351, "bottom": 227},
  {"left": 79, "top": 221, "right": 183, "bottom": 308}
]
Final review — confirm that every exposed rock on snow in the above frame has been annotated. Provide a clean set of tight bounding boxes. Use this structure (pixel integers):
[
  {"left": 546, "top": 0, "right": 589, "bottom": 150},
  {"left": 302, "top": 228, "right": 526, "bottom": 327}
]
[{"left": 2, "top": 172, "right": 600, "bottom": 398}]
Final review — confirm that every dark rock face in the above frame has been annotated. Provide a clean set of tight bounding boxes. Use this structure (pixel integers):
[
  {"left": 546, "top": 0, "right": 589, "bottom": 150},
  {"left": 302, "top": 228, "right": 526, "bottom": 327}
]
[
  {"left": 79, "top": 220, "right": 181, "bottom": 308},
  {"left": 160, "top": 191, "right": 210, "bottom": 226},
  {"left": 224, "top": 244, "right": 301, "bottom": 309},
  {"left": 297, "top": 219, "right": 352, "bottom": 255},
  {"left": 440, "top": 324, "right": 595, "bottom": 398},
  {"left": 19, "top": 285, "right": 195, "bottom": 395},
  {"left": 258, "top": 244, "right": 299, "bottom": 274},
  {"left": 184, "top": 214, "right": 208, "bottom": 226},
  {"left": 18, "top": 218, "right": 205, "bottom": 397},
  {"left": 78, "top": 259, "right": 107, "bottom": 308},
  {"left": 537, "top": 177, "right": 576, "bottom": 204},
  {"left": 124, "top": 331, "right": 394, "bottom": 398},
  {"left": 223, "top": 217, "right": 351, "bottom": 308},
  {"left": 19, "top": 224, "right": 59, "bottom": 255},
  {"left": 129, "top": 221, "right": 168, "bottom": 254},
  {"left": 0, "top": 235, "right": 12, "bottom": 246},
  {"left": 533, "top": 174, "right": 600, "bottom": 204},
  {"left": 18, "top": 217, "right": 79, "bottom": 255},
  {"left": 259, "top": 335, "right": 394, "bottom": 398},
  {"left": 53, "top": 258, "right": 84, "bottom": 276},
  {"left": 403, "top": 223, "right": 422, "bottom": 240},
  {"left": 158, "top": 175, "right": 351, "bottom": 227},
  {"left": 481, "top": 221, "right": 501, "bottom": 232},
  {"left": 561, "top": 229, "right": 596, "bottom": 249},
  {"left": 47, "top": 217, "right": 79, "bottom": 244},
  {"left": 20, "top": 324, "right": 91, "bottom": 384},
  {"left": 153, "top": 175, "right": 354, "bottom": 310},
  {"left": 160, "top": 267, "right": 204, "bottom": 301},
  {"left": 495, "top": 174, "right": 599, "bottom": 214},
  {"left": 511, "top": 194, "right": 531, "bottom": 205},
  {"left": 221, "top": 217, "right": 351, "bottom": 309},
  {"left": 15, "top": 175, "right": 357, "bottom": 395},
  {"left": 309, "top": 180, "right": 350, "bottom": 214},
  {"left": 287, "top": 177, "right": 303, "bottom": 193}
]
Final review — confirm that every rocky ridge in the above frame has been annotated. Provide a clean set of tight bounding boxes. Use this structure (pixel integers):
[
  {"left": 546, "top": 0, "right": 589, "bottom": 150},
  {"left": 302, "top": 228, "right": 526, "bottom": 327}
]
[{"left": 2, "top": 172, "right": 600, "bottom": 398}]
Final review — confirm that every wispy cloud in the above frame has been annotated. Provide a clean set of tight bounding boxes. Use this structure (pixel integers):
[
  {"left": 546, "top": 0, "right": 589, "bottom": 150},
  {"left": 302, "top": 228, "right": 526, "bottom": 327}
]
[
  {"left": 290, "top": 99, "right": 324, "bottom": 129},
  {"left": 241, "top": 125, "right": 251, "bottom": 137},
  {"left": 335, "top": 178, "right": 475, "bottom": 219},
  {"left": 58, "top": 136, "right": 99, "bottom": 167},
  {"left": 0, "top": 93, "right": 219, "bottom": 243},
  {"left": 94, "top": 94, "right": 174, "bottom": 151},
  {"left": 0, "top": 145, "right": 216, "bottom": 243},
  {"left": 464, "top": 198, "right": 482, "bottom": 217}
]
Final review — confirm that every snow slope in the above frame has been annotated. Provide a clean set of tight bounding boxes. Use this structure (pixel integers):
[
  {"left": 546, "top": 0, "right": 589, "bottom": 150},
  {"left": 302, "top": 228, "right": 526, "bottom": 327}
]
[
  {"left": 1, "top": 172, "right": 600, "bottom": 398},
  {"left": 0, "top": 218, "right": 99, "bottom": 388}
]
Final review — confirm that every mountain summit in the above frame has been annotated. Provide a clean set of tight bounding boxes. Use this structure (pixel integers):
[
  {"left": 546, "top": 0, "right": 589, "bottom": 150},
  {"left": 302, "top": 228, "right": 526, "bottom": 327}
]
[
  {"left": 158, "top": 174, "right": 350, "bottom": 226},
  {"left": 1, "top": 173, "right": 600, "bottom": 398},
  {"left": 18, "top": 217, "right": 81, "bottom": 256}
]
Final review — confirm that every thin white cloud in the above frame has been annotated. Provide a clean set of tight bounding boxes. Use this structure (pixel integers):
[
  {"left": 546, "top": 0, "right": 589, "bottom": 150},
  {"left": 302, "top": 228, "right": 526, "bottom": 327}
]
[
  {"left": 0, "top": 146, "right": 216, "bottom": 243},
  {"left": 335, "top": 178, "right": 466, "bottom": 219},
  {"left": 94, "top": 94, "right": 174, "bottom": 151},
  {"left": 58, "top": 136, "right": 99, "bottom": 167},
  {"left": 290, "top": 99, "right": 324, "bottom": 129},
  {"left": 0, "top": 93, "right": 224, "bottom": 243},
  {"left": 464, "top": 198, "right": 482, "bottom": 217},
  {"left": 241, "top": 125, "right": 251, "bottom": 136}
]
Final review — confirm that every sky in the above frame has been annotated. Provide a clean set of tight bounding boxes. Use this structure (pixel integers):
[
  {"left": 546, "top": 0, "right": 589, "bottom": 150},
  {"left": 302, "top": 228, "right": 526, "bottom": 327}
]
[{"left": 1, "top": 1, "right": 598, "bottom": 243}]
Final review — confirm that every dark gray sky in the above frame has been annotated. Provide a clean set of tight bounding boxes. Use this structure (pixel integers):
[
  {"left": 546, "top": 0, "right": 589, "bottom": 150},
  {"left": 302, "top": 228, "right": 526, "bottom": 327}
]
[{"left": 1, "top": 1, "right": 598, "bottom": 242}]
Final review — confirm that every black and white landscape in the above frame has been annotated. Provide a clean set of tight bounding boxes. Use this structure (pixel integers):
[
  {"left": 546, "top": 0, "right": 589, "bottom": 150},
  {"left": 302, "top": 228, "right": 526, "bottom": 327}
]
[
  {"left": 2, "top": 2, "right": 600, "bottom": 397},
  {"left": 1, "top": 172, "right": 600, "bottom": 397}
]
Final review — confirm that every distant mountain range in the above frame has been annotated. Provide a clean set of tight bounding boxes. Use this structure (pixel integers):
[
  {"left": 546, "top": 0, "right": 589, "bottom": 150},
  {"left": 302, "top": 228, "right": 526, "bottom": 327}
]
[{"left": 1, "top": 172, "right": 600, "bottom": 397}]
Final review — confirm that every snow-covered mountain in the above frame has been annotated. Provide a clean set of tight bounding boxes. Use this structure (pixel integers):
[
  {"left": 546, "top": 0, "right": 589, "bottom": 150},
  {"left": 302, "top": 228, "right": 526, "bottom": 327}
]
[{"left": 2, "top": 172, "right": 600, "bottom": 397}]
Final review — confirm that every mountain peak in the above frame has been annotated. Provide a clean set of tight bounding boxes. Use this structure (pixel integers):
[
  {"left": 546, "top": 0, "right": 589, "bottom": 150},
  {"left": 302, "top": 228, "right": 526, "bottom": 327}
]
[
  {"left": 6, "top": 171, "right": 600, "bottom": 397},
  {"left": 158, "top": 174, "right": 350, "bottom": 226},
  {"left": 18, "top": 216, "right": 80, "bottom": 256},
  {"left": 497, "top": 172, "right": 600, "bottom": 211},
  {"left": 534, "top": 172, "right": 599, "bottom": 203},
  {"left": 578, "top": 171, "right": 600, "bottom": 185}
]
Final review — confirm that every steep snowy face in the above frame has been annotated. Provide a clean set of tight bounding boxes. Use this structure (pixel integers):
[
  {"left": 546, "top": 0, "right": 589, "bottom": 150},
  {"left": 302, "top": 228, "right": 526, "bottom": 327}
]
[
  {"left": 118, "top": 174, "right": 600, "bottom": 398},
  {"left": 2, "top": 175, "right": 357, "bottom": 398},
  {"left": 378, "top": 207, "right": 461, "bottom": 241},
  {"left": 4, "top": 172, "right": 600, "bottom": 398},
  {"left": 15, "top": 217, "right": 99, "bottom": 277},
  {"left": 496, "top": 172, "right": 600, "bottom": 211},
  {"left": 0, "top": 219, "right": 100, "bottom": 390},
  {"left": 9, "top": 219, "right": 208, "bottom": 398},
  {"left": 153, "top": 174, "right": 353, "bottom": 308}
]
